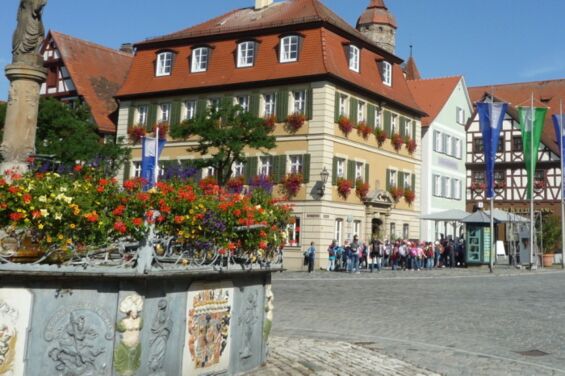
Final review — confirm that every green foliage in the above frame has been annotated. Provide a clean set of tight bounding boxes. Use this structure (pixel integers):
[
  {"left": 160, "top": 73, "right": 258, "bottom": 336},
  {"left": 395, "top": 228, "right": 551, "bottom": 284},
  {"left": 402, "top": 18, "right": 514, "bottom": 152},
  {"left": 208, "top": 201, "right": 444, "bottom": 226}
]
[
  {"left": 541, "top": 214, "right": 561, "bottom": 253},
  {"left": 171, "top": 104, "right": 276, "bottom": 185},
  {"left": 0, "top": 101, "right": 6, "bottom": 130},
  {"left": 35, "top": 97, "right": 129, "bottom": 174}
]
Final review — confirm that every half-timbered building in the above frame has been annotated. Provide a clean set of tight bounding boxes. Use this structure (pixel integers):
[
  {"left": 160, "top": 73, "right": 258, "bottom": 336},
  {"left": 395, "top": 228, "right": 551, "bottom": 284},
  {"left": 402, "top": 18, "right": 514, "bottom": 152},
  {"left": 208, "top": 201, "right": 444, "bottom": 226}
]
[
  {"left": 467, "top": 79, "right": 565, "bottom": 218},
  {"left": 40, "top": 31, "right": 133, "bottom": 137},
  {"left": 115, "top": 0, "right": 425, "bottom": 270}
]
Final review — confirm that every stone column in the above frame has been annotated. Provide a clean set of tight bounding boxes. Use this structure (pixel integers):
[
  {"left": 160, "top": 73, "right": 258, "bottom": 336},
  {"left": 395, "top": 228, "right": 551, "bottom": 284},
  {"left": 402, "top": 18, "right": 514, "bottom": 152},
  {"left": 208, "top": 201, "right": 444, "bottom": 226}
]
[{"left": 1, "top": 62, "right": 47, "bottom": 174}]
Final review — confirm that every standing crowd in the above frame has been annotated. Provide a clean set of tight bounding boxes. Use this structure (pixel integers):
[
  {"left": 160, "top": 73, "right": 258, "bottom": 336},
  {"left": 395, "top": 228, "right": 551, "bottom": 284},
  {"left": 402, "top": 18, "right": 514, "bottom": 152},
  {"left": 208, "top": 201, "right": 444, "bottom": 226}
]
[{"left": 320, "top": 235, "right": 466, "bottom": 273}]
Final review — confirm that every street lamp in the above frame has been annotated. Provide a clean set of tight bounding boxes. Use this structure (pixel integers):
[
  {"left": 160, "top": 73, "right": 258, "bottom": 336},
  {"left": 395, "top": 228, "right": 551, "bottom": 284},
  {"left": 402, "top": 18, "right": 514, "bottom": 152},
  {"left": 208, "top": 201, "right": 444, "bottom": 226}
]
[{"left": 318, "top": 167, "right": 330, "bottom": 197}]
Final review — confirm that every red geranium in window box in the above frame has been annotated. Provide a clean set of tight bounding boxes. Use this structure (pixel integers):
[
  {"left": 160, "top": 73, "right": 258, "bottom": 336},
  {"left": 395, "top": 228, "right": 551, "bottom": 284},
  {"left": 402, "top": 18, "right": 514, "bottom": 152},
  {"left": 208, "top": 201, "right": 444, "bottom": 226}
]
[
  {"left": 374, "top": 128, "right": 387, "bottom": 146},
  {"left": 280, "top": 173, "right": 303, "bottom": 198},
  {"left": 494, "top": 181, "right": 506, "bottom": 190},
  {"left": 470, "top": 182, "right": 486, "bottom": 192},
  {"left": 391, "top": 133, "right": 403, "bottom": 151},
  {"left": 405, "top": 138, "right": 418, "bottom": 154},
  {"left": 534, "top": 180, "right": 546, "bottom": 190},
  {"left": 404, "top": 188, "right": 416, "bottom": 205},
  {"left": 356, "top": 121, "right": 371, "bottom": 140},
  {"left": 388, "top": 186, "right": 404, "bottom": 202},
  {"left": 263, "top": 115, "right": 276, "bottom": 133},
  {"left": 337, "top": 178, "right": 353, "bottom": 199},
  {"left": 150, "top": 121, "right": 169, "bottom": 139},
  {"left": 338, "top": 115, "right": 353, "bottom": 136},
  {"left": 226, "top": 176, "right": 245, "bottom": 194},
  {"left": 355, "top": 179, "right": 369, "bottom": 200},
  {"left": 285, "top": 113, "right": 305, "bottom": 133},
  {"left": 127, "top": 125, "right": 146, "bottom": 144}
]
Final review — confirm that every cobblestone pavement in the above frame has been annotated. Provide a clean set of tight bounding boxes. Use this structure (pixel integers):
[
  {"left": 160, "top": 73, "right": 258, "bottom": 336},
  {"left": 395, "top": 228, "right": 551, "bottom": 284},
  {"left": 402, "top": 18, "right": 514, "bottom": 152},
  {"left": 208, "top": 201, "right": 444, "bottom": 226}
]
[
  {"left": 248, "top": 336, "right": 439, "bottom": 375},
  {"left": 265, "top": 266, "right": 565, "bottom": 375}
]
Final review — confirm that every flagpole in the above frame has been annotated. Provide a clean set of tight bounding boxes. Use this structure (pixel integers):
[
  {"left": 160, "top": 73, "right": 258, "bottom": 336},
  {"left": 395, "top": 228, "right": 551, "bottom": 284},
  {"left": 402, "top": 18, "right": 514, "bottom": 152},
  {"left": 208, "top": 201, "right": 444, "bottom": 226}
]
[
  {"left": 154, "top": 127, "right": 159, "bottom": 186},
  {"left": 489, "top": 195, "right": 494, "bottom": 272},
  {"left": 530, "top": 93, "right": 535, "bottom": 269},
  {"left": 561, "top": 99, "right": 565, "bottom": 269}
]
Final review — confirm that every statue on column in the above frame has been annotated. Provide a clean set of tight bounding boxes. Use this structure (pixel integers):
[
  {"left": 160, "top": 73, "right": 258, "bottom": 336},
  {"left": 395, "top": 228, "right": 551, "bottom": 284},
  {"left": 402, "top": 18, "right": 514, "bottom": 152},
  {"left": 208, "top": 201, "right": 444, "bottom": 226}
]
[{"left": 12, "top": 0, "right": 47, "bottom": 67}]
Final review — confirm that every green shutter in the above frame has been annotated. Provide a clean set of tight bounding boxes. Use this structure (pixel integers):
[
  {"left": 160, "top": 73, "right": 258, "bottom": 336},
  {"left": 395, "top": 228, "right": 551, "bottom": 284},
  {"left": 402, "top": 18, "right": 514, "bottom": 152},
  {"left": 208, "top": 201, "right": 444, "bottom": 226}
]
[
  {"left": 411, "top": 173, "right": 416, "bottom": 190},
  {"left": 332, "top": 157, "right": 338, "bottom": 185},
  {"left": 367, "top": 104, "right": 375, "bottom": 129},
  {"left": 386, "top": 169, "right": 391, "bottom": 190},
  {"left": 272, "top": 155, "right": 287, "bottom": 183},
  {"left": 170, "top": 101, "right": 181, "bottom": 127},
  {"left": 250, "top": 92, "right": 260, "bottom": 116},
  {"left": 123, "top": 162, "right": 131, "bottom": 181},
  {"left": 127, "top": 106, "right": 135, "bottom": 129},
  {"left": 302, "top": 154, "right": 311, "bottom": 183},
  {"left": 196, "top": 98, "right": 207, "bottom": 116},
  {"left": 349, "top": 98, "right": 358, "bottom": 125},
  {"left": 276, "top": 89, "right": 289, "bottom": 122},
  {"left": 306, "top": 88, "right": 313, "bottom": 120},
  {"left": 365, "top": 163, "right": 370, "bottom": 184},
  {"left": 222, "top": 95, "right": 233, "bottom": 110},
  {"left": 147, "top": 104, "right": 157, "bottom": 130},
  {"left": 397, "top": 171, "right": 403, "bottom": 189},
  {"left": 384, "top": 110, "right": 391, "bottom": 137},
  {"left": 412, "top": 120, "right": 416, "bottom": 140},
  {"left": 334, "top": 91, "right": 340, "bottom": 122},
  {"left": 400, "top": 117, "right": 406, "bottom": 137},
  {"left": 245, "top": 157, "right": 258, "bottom": 183},
  {"left": 347, "top": 160, "right": 355, "bottom": 182}
]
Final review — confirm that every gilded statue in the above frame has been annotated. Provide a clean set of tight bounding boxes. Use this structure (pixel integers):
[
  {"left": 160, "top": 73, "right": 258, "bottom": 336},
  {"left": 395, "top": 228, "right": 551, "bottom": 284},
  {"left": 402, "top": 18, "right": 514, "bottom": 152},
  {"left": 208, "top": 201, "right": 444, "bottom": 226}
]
[{"left": 12, "top": 0, "right": 47, "bottom": 66}]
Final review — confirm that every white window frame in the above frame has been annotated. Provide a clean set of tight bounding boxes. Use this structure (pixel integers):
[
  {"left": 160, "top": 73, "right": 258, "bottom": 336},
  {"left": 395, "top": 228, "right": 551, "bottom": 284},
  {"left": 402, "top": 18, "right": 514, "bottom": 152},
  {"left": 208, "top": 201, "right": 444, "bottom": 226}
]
[
  {"left": 403, "top": 224, "right": 409, "bottom": 240},
  {"left": 443, "top": 176, "right": 451, "bottom": 198},
  {"left": 159, "top": 103, "right": 171, "bottom": 123},
  {"left": 433, "top": 175, "right": 441, "bottom": 196},
  {"left": 434, "top": 130, "right": 442, "bottom": 152},
  {"left": 133, "top": 162, "right": 142, "bottom": 178},
  {"left": 289, "top": 155, "right": 303, "bottom": 174},
  {"left": 349, "top": 45, "right": 360, "bottom": 72},
  {"left": 375, "top": 107, "right": 382, "bottom": 129},
  {"left": 237, "top": 41, "right": 255, "bottom": 68},
  {"left": 137, "top": 105, "right": 148, "bottom": 125},
  {"left": 263, "top": 93, "right": 276, "bottom": 116},
  {"left": 191, "top": 47, "right": 209, "bottom": 73},
  {"left": 445, "top": 135, "right": 452, "bottom": 156},
  {"left": 382, "top": 61, "right": 392, "bottom": 86},
  {"left": 287, "top": 216, "right": 301, "bottom": 246},
  {"left": 455, "top": 138, "right": 462, "bottom": 159},
  {"left": 259, "top": 156, "right": 272, "bottom": 176},
  {"left": 456, "top": 107, "right": 466, "bottom": 125},
  {"left": 355, "top": 162, "right": 364, "bottom": 180},
  {"left": 203, "top": 165, "right": 215, "bottom": 178},
  {"left": 336, "top": 158, "right": 345, "bottom": 178},
  {"left": 357, "top": 101, "right": 365, "bottom": 122},
  {"left": 389, "top": 169, "right": 397, "bottom": 188},
  {"left": 209, "top": 98, "right": 220, "bottom": 112},
  {"left": 403, "top": 172, "right": 411, "bottom": 189},
  {"left": 391, "top": 114, "right": 398, "bottom": 134},
  {"left": 236, "top": 95, "right": 250, "bottom": 112},
  {"left": 185, "top": 100, "right": 196, "bottom": 120},
  {"left": 156, "top": 52, "right": 173, "bottom": 76},
  {"left": 353, "top": 220, "right": 361, "bottom": 238},
  {"left": 453, "top": 179, "right": 461, "bottom": 200},
  {"left": 404, "top": 121, "right": 412, "bottom": 138},
  {"left": 339, "top": 94, "right": 348, "bottom": 116},
  {"left": 293, "top": 90, "right": 306, "bottom": 114},
  {"left": 280, "top": 35, "right": 299, "bottom": 63},
  {"left": 335, "top": 219, "right": 343, "bottom": 245},
  {"left": 232, "top": 161, "right": 244, "bottom": 177}
]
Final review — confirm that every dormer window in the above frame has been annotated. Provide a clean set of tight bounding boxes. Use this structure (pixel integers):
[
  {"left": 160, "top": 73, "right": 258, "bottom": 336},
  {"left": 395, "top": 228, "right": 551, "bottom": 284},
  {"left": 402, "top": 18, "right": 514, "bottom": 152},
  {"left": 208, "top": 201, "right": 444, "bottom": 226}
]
[
  {"left": 191, "top": 47, "right": 209, "bottom": 73},
  {"left": 349, "top": 45, "right": 360, "bottom": 72},
  {"left": 381, "top": 61, "right": 392, "bottom": 86},
  {"left": 237, "top": 41, "right": 256, "bottom": 68},
  {"left": 156, "top": 52, "right": 173, "bottom": 76},
  {"left": 280, "top": 35, "right": 299, "bottom": 63}
]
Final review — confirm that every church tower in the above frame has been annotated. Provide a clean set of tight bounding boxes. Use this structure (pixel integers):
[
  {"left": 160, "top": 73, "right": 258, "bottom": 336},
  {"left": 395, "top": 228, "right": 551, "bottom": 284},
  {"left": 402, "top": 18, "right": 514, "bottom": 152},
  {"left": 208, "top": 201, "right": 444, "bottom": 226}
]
[{"left": 356, "top": 0, "right": 397, "bottom": 54}]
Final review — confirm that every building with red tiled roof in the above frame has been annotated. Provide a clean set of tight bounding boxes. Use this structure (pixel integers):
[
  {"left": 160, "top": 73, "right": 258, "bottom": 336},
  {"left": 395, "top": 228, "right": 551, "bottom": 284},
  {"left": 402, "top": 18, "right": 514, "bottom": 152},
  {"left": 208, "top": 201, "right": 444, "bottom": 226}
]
[
  {"left": 466, "top": 79, "right": 565, "bottom": 222},
  {"left": 116, "top": 0, "right": 425, "bottom": 270},
  {"left": 40, "top": 31, "right": 133, "bottom": 135},
  {"left": 408, "top": 75, "right": 472, "bottom": 242}
]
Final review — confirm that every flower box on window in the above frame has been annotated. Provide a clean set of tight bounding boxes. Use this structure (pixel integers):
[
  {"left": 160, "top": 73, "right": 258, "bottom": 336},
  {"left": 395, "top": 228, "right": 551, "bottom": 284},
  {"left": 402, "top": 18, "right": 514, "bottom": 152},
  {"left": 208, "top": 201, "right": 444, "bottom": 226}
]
[
  {"left": 403, "top": 188, "right": 415, "bottom": 205},
  {"left": 405, "top": 138, "right": 417, "bottom": 154},
  {"left": 470, "top": 182, "right": 486, "bottom": 192},
  {"left": 150, "top": 121, "right": 169, "bottom": 139},
  {"left": 263, "top": 115, "right": 276, "bottom": 133},
  {"left": 285, "top": 113, "right": 305, "bottom": 133},
  {"left": 494, "top": 181, "right": 506, "bottom": 190},
  {"left": 374, "top": 128, "right": 387, "bottom": 146},
  {"left": 534, "top": 180, "right": 546, "bottom": 191},
  {"left": 355, "top": 179, "right": 369, "bottom": 200},
  {"left": 356, "top": 121, "right": 371, "bottom": 139},
  {"left": 337, "top": 178, "right": 353, "bottom": 199},
  {"left": 226, "top": 176, "right": 245, "bottom": 194},
  {"left": 127, "top": 125, "right": 146, "bottom": 144},
  {"left": 338, "top": 115, "right": 353, "bottom": 136},
  {"left": 391, "top": 133, "right": 403, "bottom": 151},
  {"left": 280, "top": 173, "right": 303, "bottom": 198},
  {"left": 388, "top": 186, "right": 404, "bottom": 202}
]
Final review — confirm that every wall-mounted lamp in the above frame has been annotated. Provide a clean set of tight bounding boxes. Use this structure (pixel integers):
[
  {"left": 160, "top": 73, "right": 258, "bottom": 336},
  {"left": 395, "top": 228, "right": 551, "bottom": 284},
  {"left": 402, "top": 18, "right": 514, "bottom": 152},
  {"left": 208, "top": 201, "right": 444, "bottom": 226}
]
[{"left": 318, "top": 167, "right": 330, "bottom": 197}]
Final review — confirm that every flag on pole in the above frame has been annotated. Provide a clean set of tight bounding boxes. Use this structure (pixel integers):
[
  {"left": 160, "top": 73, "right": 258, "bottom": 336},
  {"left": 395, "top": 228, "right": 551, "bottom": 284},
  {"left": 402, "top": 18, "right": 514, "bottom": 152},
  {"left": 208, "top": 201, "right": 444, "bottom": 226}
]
[
  {"left": 553, "top": 113, "right": 565, "bottom": 194},
  {"left": 477, "top": 102, "right": 508, "bottom": 198},
  {"left": 140, "top": 135, "right": 166, "bottom": 190},
  {"left": 518, "top": 107, "right": 548, "bottom": 199}
]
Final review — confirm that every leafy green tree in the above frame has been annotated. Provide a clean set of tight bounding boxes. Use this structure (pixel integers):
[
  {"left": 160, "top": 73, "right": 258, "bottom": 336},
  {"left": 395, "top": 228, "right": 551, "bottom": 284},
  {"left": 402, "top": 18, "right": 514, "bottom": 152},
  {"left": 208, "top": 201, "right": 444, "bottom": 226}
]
[
  {"left": 0, "top": 101, "right": 6, "bottom": 132},
  {"left": 35, "top": 97, "right": 129, "bottom": 174}
]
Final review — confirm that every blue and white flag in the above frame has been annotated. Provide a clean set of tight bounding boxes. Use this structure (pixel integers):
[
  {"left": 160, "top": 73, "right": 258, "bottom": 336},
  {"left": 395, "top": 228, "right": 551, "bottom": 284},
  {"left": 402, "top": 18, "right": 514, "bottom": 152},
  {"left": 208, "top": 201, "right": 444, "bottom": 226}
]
[
  {"left": 141, "top": 136, "right": 166, "bottom": 190},
  {"left": 477, "top": 101, "right": 508, "bottom": 198},
  {"left": 553, "top": 114, "right": 565, "bottom": 194}
]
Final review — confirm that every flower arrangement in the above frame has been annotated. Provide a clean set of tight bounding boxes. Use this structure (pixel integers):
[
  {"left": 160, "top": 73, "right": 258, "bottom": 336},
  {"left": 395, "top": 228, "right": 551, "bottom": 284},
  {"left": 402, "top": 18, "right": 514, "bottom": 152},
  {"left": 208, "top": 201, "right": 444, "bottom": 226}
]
[
  {"left": 404, "top": 188, "right": 416, "bottom": 205},
  {"left": 405, "top": 138, "right": 417, "bottom": 154},
  {"left": 150, "top": 122, "right": 169, "bottom": 139},
  {"left": 355, "top": 179, "right": 369, "bottom": 200},
  {"left": 263, "top": 115, "right": 276, "bottom": 133},
  {"left": 470, "top": 182, "right": 486, "bottom": 192},
  {"left": 388, "top": 186, "right": 404, "bottom": 202},
  {"left": 0, "top": 168, "right": 292, "bottom": 259},
  {"left": 534, "top": 180, "right": 546, "bottom": 190},
  {"left": 494, "top": 181, "right": 506, "bottom": 190},
  {"left": 279, "top": 173, "right": 303, "bottom": 198},
  {"left": 337, "top": 178, "right": 353, "bottom": 199},
  {"left": 356, "top": 121, "right": 371, "bottom": 139},
  {"left": 226, "top": 176, "right": 245, "bottom": 194},
  {"left": 374, "top": 128, "right": 387, "bottom": 146},
  {"left": 338, "top": 116, "right": 353, "bottom": 136},
  {"left": 128, "top": 125, "right": 146, "bottom": 144},
  {"left": 285, "top": 112, "right": 305, "bottom": 133},
  {"left": 391, "top": 133, "right": 403, "bottom": 151},
  {"left": 249, "top": 175, "right": 273, "bottom": 194}
]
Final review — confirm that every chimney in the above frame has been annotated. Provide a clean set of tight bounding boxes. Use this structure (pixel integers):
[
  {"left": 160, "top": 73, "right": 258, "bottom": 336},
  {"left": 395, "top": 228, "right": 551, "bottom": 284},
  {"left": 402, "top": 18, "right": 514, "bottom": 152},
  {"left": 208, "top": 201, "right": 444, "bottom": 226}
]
[
  {"left": 119, "top": 43, "right": 134, "bottom": 55},
  {"left": 255, "top": 0, "right": 273, "bottom": 10}
]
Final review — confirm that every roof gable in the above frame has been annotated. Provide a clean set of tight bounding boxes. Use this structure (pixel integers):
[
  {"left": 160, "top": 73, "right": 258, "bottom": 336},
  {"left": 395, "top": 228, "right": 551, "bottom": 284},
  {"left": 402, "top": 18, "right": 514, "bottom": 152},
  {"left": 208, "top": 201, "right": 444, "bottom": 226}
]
[{"left": 407, "top": 76, "right": 461, "bottom": 126}]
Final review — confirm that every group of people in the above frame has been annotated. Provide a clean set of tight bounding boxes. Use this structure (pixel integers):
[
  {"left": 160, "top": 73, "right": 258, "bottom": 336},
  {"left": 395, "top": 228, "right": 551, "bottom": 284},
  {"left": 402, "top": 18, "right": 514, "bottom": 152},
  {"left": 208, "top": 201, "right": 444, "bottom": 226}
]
[{"left": 318, "top": 235, "right": 465, "bottom": 273}]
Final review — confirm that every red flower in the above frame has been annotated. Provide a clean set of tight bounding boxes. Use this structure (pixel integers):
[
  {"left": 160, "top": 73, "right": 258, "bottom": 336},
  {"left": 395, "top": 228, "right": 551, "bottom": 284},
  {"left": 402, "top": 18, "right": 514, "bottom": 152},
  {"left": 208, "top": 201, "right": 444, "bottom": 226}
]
[
  {"left": 136, "top": 192, "right": 150, "bottom": 202},
  {"left": 228, "top": 242, "right": 236, "bottom": 251},
  {"left": 97, "top": 185, "right": 105, "bottom": 193},
  {"left": 132, "top": 217, "right": 143, "bottom": 227},
  {"left": 123, "top": 180, "right": 137, "bottom": 191},
  {"left": 174, "top": 215, "right": 184, "bottom": 224},
  {"left": 73, "top": 165, "right": 83, "bottom": 172},
  {"left": 9, "top": 212, "right": 24, "bottom": 222},
  {"left": 259, "top": 241, "right": 268, "bottom": 250},
  {"left": 338, "top": 116, "right": 353, "bottom": 135},
  {"left": 22, "top": 193, "right": 32, "bottom": 204},
  {"left": 31, "top": 210, "right": 42, "bottom": 219},
  {"left": 84, "top": 212, "right": 99, "bottom": 223},
  {"left": 8, "top": 186, "right": 19, "bottom": 194},
  {"left": 114, "top": 221, "right": 127, "bottom": 234},
  {"left": 112, "top": 205, "right": 126, "bottom": 216}
]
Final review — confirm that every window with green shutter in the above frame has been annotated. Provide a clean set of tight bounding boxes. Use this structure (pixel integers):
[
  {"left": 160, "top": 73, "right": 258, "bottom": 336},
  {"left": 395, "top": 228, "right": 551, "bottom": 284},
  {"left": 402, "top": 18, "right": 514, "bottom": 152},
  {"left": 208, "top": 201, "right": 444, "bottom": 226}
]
[
  {"left": 412, "top": 173, "right": 416, "bottom": 190},
  {"left": 386, "top": 169, "right": 391, "bottom": 190},
  {"left": 276, "top": 89, "right": 289, "bottom": 122},
  {"left": 397, "top": 171, "right": 403, "bottom": 189},
  {"left": 127, "top": 106, "right": 135, "bottom": 130},
  {"left": 384, "top": 110, "right": 391, "bottom": 137},
  {"left": 334, "top": 91, "right": 340, "bottom": 123},
  {"left": 245, "top": 157, "right": 258, "bottom": 183},
  {"left": 367, "top": 104, "right": 375, "bottom": 129},
  {"left": 147, "top": 104, "right": 157, "bottom": 130},
  {"left": 272, "top": 155, "right": 287, "bottom": 183},
  {"left": 196, "top": 98, "right": 207, "bottom": 116},
  {"left": 170, "top": 101, "right": 181, "bottom": 127},
  {"left": 332, "top": 156, "right": 338, "bottom": 185},
  {"left": 347, "top": 160, "right": 356, "bottom": 182},
  {"left": 349, "top": 98, "right": 358, "bottom": 125},
  {"left": 249, "top": 93, "right": 260, "bottom": 116},
  {"left": 412, "top": 120, "right": 417, "bottom": 140},
  {"left": 302, "top": 154, "right": 311, "bottom": 183},
  {"left": 306, "top": 88, "right": 313, "bottom": 120},
  {"left": 123, "top": 162, "right": 131, "bottom": 181},
  {"left": 399, "top": 117, "right": 406, "bottom": 137},
  {"left": 365, "top": 164, "right": 370, "bottom": 184}
]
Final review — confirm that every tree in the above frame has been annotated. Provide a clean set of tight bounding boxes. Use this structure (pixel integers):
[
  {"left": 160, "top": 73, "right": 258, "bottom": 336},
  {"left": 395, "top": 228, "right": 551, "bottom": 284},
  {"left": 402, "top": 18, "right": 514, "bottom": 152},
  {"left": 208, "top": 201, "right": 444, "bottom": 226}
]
[
  {"left": 34, "top": 97, "right": 130, "bottom": 174},
  {"left": 170, "top": 103, "right": 276, "bottom": 185},
  {"left": 0, "top": 101, "right": 6, "bottom": 133}
]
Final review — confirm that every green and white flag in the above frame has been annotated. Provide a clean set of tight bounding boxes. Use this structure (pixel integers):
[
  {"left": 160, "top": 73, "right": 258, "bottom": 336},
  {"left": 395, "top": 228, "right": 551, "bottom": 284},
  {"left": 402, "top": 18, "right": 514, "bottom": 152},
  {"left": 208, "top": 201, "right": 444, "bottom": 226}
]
[{"left": 518, "top": 106, "right": 547, "bottom": 199}]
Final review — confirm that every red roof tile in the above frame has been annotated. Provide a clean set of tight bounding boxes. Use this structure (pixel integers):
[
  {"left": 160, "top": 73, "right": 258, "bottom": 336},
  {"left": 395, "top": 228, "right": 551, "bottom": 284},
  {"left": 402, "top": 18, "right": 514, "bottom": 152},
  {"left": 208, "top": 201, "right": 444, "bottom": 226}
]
[
  {"left": 118, "top": 1, "right": 423, "bottom": 116},
  {"left": 357, "top": 0, "right": 397, "bottom": 29},
  {"left": 407, "top": 76, "right": 462, "bottom": 126},
  {"left": 403, "top": 56, "right": 421, "bottom": 81},
  {"left": 469, "top": 79, "right": 565, "bottom": 156},
  {"left": 47, "top": 31, "right": 133, "bottom": 134}
]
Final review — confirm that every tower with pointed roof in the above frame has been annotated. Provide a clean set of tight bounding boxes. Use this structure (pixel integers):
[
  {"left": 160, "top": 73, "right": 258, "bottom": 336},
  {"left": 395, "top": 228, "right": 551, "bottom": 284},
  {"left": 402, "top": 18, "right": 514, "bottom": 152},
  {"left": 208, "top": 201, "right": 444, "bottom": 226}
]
[{"left": 356, "top": 0, "right": 397, "bottom": 54}]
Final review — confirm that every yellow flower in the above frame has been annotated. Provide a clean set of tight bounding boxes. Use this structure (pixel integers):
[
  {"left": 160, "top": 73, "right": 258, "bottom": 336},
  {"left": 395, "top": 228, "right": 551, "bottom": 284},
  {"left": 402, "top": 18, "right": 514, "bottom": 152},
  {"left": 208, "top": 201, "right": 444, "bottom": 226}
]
[
  {"left": 57, "top": 234, "right": 64, "bottom": 240},
  {"left": 38, "top": 195, "right": 47, "bottom": 203},
  {"left": 69, "top": 223, "right": 76, "bottom": 229},
  {"left": 38, "top": 223, "right": 44, "bottom": 230},
  {"left": 55, "top": 213, "right": 62, "bottom": 220},
  {"left": 46, "top": 235, "right": 52, "bottom": 243},
  {"left": 40, "top": 209, "right": 49, "bottom": 217}
]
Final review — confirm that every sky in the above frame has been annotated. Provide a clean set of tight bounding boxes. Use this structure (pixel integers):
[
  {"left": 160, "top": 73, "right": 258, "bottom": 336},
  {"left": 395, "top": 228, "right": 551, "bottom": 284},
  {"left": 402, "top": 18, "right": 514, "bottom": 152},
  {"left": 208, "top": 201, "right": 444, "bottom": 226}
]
[{"left": 1, "top": 0, "right": 564, "bottom": 101}]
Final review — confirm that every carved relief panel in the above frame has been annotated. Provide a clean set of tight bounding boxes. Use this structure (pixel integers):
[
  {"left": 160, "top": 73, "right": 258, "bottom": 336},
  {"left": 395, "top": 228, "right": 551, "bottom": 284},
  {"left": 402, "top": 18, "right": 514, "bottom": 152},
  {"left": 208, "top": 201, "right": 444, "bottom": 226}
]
[{"left": 0, "top": 288, "right": 32, "bottom": 376}]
